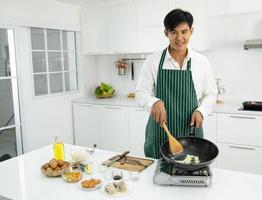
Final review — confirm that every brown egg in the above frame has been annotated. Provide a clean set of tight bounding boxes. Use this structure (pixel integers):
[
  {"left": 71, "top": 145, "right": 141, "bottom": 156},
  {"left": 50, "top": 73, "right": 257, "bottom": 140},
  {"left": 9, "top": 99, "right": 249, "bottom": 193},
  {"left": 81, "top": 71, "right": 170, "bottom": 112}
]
[
  {"left": 60, "top": 164, "right": 68, "bottom": 170},
  {"left": 57, "top": 160, "right": 64, "bottom": 167},
  {"left": 42, "top": 163, "right": 50, "bottom": 170},
  {"left": 47, "top": 167, "right": 53, "bottom": 173},
  {"left": 49, "top": 159, "right": 58, "bottom": 169},
  {"left": 54, "top": 167, "right": 61, "bottom": 171}
]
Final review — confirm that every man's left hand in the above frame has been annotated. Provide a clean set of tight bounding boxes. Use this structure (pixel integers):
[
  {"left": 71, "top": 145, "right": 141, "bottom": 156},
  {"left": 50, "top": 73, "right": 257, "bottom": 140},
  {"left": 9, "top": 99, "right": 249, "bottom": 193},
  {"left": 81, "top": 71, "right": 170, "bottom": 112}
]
[{"left": 190, "top": 111, "right": 203, "bottom": 128}]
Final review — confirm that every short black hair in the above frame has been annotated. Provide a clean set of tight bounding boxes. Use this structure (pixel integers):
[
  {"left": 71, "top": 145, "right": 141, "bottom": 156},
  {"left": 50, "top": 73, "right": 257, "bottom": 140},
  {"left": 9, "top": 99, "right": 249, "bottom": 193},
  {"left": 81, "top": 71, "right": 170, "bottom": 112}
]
[{"left": 164, "top": 8, "right": 193, "bottom": 31}]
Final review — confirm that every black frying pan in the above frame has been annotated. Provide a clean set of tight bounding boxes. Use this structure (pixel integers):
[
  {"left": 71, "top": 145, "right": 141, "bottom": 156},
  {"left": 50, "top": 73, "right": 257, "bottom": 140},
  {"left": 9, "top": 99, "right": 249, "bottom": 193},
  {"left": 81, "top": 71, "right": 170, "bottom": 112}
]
[{"left": 160, "top": 126, "right": 219, "bottom": 171}]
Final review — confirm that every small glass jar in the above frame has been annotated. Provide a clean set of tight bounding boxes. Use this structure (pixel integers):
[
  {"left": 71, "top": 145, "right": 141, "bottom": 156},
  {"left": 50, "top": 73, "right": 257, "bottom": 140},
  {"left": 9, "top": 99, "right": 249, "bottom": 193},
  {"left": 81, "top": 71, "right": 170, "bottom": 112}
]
[
  {"left": 84, "top": 161, "right": 93, "bottom": 175},
  {"left": 118, "top": 68, "right": 126, "bottom": 75},
  {"left": 112, "top": 169, "right": 123, "bottom": 181},
  {"left": 130, "top": 171, "right": 140, "bottom": 181}
]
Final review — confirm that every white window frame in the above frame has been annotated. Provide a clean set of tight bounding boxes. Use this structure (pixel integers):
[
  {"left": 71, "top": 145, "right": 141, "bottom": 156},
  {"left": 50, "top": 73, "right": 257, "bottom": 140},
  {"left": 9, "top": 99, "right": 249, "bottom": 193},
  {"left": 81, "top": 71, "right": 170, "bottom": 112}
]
[
  {"left": 30, "top": 28, "right": 79, "bottom": 97},
  {"left": 0, "top": 27, "right": 23, "bottom": 155}
]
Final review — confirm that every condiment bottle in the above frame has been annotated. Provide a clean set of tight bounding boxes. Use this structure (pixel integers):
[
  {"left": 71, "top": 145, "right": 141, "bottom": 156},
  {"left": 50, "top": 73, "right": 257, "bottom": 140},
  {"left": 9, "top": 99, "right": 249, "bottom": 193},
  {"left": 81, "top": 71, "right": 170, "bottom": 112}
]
[
  {"left": 84, "top": 161, "right": 93, "bottom": 175},
  {"left": 53, "top": 135, "right": 64, "bottom": 160}
]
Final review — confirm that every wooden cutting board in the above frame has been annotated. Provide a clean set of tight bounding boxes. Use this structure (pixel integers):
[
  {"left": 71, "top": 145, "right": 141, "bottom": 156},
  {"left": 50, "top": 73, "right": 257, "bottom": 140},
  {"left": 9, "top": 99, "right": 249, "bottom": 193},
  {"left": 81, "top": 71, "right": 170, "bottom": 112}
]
[{"left": 102, "top": 155, "right": 154, "bottom": 172}]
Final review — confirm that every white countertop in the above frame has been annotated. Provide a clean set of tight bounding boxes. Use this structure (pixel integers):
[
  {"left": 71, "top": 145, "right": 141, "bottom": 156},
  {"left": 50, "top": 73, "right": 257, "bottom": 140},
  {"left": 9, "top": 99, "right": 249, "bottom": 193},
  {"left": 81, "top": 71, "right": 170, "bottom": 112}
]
[
  {"left": 0, "top": 144, "right": 261, "bottom": 200},
  {"left": 73, "top": 96, "right": 262, "bottom": 116}
]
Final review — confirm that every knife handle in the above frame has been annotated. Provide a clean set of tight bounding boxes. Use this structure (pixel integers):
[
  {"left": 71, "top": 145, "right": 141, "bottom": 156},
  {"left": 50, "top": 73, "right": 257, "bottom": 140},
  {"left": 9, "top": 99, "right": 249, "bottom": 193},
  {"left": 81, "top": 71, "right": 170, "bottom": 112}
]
[{"left": 119, "top": 151, "right": 130, "bottom": 159}]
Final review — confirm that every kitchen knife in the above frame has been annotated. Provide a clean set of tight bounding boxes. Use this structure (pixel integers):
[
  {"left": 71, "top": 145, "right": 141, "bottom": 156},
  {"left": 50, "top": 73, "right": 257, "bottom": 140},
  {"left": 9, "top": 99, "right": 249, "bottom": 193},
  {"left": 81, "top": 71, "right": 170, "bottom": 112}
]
[
  {"left": 131, "top": 61, "right": 134, "bottom": 80},
  {"left": 105, "top": 151, "right": 130, "bottom": 167}
]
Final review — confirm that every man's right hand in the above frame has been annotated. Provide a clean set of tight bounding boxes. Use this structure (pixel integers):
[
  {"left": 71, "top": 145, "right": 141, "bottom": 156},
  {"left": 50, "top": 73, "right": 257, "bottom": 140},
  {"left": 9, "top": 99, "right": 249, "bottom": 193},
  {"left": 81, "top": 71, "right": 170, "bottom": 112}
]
[{"left": 151, "top": 100, "right": 166, "bottom": 126}]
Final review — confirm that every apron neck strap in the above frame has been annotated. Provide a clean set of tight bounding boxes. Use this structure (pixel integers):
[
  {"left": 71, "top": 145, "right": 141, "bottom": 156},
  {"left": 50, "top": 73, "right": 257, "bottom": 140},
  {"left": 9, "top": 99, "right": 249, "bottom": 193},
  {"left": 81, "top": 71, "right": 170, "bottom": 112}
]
[
  {"left": 186, "top": 58, "right": 192, "bottom": 71},
  {"left": 158, "top": 48, "right": 167, "bottom": 70}
]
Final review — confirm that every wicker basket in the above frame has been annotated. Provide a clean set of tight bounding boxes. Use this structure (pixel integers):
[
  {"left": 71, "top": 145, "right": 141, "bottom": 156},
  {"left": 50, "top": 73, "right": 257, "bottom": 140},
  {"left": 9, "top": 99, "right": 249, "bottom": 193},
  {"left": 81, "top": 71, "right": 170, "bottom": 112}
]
[
  {"left": 41, "top": 161, "right": 70, "bottom": 177},
  {"left": 96, "top": 93, "right": 114, "bottom": 99}
]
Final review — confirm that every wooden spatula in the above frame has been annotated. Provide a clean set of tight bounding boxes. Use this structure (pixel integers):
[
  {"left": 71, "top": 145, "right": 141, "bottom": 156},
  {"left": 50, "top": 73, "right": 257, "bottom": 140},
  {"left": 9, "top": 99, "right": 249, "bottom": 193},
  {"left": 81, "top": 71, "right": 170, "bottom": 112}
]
[{"left": 162, "top": 123, "right": 183, "bottom": 154}]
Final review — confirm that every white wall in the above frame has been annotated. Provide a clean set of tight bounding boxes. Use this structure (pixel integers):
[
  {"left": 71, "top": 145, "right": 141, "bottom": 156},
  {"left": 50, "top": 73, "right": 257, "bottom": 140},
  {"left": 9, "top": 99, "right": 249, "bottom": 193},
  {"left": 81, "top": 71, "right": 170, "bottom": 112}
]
[
  {"left": 208, "top": 0, "right": 262, "bottom": 16},
  {"left": 16, "top": 27, "right": 84, "bottom": 152},
  {"left": 82, "top": 9, "right": 262, "bottom": 102},
  {"left": 0, "top": 0, "right": 83, "bottom": 152},
  {"left": 203, "top": 11, "right": 262, "bottom": 101},
  {"left": 82, "top": 54, "right": 148, "bottom": 97},
  {"left": 0, "top": 0, "right": 80, "bottom": 30}
]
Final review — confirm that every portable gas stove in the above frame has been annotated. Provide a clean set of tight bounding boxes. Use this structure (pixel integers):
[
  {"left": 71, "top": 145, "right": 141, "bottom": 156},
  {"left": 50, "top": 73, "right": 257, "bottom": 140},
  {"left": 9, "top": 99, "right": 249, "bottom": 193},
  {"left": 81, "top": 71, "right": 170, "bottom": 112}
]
[{"left": 153, "top": 159, "right": 212, "bottom": 187}]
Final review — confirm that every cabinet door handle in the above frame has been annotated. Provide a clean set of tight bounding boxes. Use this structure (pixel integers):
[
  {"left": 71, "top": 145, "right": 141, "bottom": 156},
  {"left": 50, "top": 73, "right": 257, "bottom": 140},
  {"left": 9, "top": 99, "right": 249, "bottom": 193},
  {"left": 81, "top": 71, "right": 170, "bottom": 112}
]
[
  {"left": 104, "top": 106, "right": 122, "bottom": 110},
  {"left": 229, "top": 115, "right": 256, "bottom": 120},
  {"left": 135, "top": 109, "right": 144, "bottom": 112},
  {"left": 229, "top": 145, "right": 256, "bottom": 151},
  {"left": 77, "top": 104, "right": 94, "bottom": 108}
]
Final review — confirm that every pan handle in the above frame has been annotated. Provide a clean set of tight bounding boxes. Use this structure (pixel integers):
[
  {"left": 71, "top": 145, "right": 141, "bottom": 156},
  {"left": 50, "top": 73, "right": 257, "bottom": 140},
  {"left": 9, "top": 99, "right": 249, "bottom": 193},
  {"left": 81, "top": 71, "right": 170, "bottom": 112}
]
[{"left": 189, "top": 126, "right": 196, "bottom": 137}]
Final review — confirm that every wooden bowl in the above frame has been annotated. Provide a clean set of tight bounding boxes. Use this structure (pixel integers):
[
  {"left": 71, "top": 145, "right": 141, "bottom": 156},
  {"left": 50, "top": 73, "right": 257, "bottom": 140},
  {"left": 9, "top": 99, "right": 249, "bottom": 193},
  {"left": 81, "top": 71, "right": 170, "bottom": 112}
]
[{"left": 96, "top": 93, "right": 114, "bottom": 99}]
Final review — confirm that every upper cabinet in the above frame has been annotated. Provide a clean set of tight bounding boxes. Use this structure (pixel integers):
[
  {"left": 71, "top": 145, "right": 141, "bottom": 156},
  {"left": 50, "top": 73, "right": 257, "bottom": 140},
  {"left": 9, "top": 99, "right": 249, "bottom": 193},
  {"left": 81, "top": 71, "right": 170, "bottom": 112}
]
[
  {"left": 107, "top": 4, "right": 137, "bottom": 54},
  {"left": 81, "top": 3, "right": 136, "bottom": 55},
  {"left": 136, "top": 0, "right": 169, "bottom": 53},
  {"left": 80, "top": 0, "right": 210, "bottom": 55},
  {"left": 208, "top": 0, "right": 262, "bottom": 16},
  {"left": 81, "top": 6, "right": 108, "bottom": 55},
  {"left": 168, "top": 0, "right": 209, "bottom": 51}
]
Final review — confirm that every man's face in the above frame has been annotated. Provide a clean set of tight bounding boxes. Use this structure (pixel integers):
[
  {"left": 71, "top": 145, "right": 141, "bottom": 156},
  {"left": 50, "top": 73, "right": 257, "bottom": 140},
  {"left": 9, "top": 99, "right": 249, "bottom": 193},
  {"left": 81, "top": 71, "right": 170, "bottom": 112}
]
[{"left": 165, "top": 22, "right": 193, "bottom": 52}]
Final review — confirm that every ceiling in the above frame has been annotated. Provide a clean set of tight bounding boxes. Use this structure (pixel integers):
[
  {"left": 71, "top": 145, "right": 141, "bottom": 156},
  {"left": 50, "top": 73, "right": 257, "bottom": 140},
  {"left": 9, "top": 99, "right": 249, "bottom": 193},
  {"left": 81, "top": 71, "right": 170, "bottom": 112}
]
[{"left": 53, "top": 0, "right": 114, "bottom": 5}]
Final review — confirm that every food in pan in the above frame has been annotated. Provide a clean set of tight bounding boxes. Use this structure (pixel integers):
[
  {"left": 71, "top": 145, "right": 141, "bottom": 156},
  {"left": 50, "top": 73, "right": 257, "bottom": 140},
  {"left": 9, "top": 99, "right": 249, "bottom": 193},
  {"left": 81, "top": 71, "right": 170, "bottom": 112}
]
[
  {"left": 104, "top": 181, "right": 127, "bottom": 194},
  {"left": 175, "top": 154, "right": 200, "bottom": 164}
]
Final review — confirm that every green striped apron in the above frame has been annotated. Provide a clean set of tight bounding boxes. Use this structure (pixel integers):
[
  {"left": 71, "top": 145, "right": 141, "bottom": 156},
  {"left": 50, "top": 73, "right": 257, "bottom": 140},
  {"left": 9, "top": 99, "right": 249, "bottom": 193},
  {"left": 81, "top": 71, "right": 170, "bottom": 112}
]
[{"left": 144, "top": 48, "right": 203, "bottom": 159}]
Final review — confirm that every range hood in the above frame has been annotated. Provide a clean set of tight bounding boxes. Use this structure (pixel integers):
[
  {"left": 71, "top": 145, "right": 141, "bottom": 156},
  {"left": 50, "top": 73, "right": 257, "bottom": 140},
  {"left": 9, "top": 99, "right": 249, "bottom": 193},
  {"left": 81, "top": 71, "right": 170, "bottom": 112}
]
[{"left": 244, "top": 39, "right": 262, "bottom": 50}]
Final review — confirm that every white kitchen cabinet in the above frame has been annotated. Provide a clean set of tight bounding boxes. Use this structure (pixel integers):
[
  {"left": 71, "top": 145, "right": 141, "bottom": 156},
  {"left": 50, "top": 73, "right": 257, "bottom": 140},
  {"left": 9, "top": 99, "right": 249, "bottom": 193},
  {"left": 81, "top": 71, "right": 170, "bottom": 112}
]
[
  {"left": 73, "top": 103, "right": 101, "bottom": 148},
  {"left": 217, "top": 113, "right": 262, "bottom": 147},
  {"left": 216, "top": 143, "right": 262, "bottom": 174},
  {"left": 136, "top": 0, "right": 169, "bottom": 28},
  {"left": 135, "top": 0, "right": 169, "bottom": 53},
  {"left": 202, "top": 113, "right": 217, "bottom": 167},
  {"left": 168, "top": 0, "right": 209, "bottom": 51},
  {"left": 128, "top": 107, "right": 150, "bottom": 156},
  {"left": 208, "top": 0, "right": 262, "bottom": 16},
  {"left": 107, "top": 4, "right": 137, "bottom": 54},
  {"left": 73, "top": 103, "right": 129, "bottom": 152},
  {"left": 203, "top": 113, "right": 217, "bottom": 143},
  {"left": 99, "top": 105, "right": 129, "bottom": 152},
  {"left": 81, "top": 6, "right": 108, "bottom": 54},
  {"left": 216, "top": 113, "right": 262, "bottom": 174},
  {"left": 136, "top": 27, "right": 168, "bottom": 53}
]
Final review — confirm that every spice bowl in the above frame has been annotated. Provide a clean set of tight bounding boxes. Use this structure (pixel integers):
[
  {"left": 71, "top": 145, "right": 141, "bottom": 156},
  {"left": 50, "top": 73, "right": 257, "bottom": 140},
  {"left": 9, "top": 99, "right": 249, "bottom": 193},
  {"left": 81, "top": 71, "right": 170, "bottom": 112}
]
[{"left": 61, "top": 168, "right": 83, "bottom": 183}]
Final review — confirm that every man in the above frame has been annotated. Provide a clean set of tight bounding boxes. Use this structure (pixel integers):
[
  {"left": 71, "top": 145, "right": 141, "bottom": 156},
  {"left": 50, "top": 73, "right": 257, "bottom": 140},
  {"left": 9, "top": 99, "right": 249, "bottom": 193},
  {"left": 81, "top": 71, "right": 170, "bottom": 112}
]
[{"left": 136, "top": 9, "right": 217, "bottom": 159}]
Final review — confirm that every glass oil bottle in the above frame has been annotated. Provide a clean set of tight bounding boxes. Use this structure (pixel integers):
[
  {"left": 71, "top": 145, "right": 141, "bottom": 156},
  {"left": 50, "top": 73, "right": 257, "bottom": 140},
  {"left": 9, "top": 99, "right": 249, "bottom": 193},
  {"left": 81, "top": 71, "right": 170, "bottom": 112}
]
[{"left": 53, "top": 135, "right": 64, "bottom": 160}]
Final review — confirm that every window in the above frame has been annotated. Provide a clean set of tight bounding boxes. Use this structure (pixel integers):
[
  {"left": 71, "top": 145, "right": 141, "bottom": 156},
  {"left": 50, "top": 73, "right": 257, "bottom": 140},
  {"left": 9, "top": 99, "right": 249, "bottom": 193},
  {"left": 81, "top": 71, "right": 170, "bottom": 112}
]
[{"left": 30, "top": 28, "right": 78, "bottom": 96}]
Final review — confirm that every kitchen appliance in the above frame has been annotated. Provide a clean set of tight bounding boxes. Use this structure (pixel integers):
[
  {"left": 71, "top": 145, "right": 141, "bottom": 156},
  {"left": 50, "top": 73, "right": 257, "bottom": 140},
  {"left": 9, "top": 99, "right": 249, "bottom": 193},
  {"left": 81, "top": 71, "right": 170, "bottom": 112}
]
[
  {"left": 242, "top": 101, "right": 262, "bottom": 111},
  {"left": 153, "top": 159, "right": 212, "bottom": 187},
  {"left": 244, "top": 39, "right": 262, "bottom": 50},
  {"left": 160, "top": 126, "right": 219, "bottom": 171}
]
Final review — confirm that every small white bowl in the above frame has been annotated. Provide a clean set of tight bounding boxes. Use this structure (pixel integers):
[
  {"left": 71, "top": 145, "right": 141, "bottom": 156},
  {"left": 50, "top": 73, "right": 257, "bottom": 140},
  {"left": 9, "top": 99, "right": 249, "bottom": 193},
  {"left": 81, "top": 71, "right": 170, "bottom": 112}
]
[{"left": 70, "top": 149, "right": 88, "bottom": 162}]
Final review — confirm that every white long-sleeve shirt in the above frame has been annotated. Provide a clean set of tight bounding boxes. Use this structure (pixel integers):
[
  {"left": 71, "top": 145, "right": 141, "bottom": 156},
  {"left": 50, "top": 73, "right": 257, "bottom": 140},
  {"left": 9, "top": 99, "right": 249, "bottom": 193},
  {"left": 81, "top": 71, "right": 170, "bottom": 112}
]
[{"left": 135, "top": 48, "right": 217, "bottom": 119}]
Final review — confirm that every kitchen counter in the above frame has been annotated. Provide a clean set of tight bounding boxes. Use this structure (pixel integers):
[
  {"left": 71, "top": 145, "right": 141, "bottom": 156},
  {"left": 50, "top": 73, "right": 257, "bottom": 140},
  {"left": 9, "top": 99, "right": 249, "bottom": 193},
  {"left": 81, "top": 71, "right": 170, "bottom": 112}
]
[
  {"left": 73, "top": 96, "right": 138, "bottom": 107},
  {"left": 73, "top": 97, "right": 262, "bottom": 116},
  {"left": 0, "top": 144, "right": 261, "bottom": 200}
]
